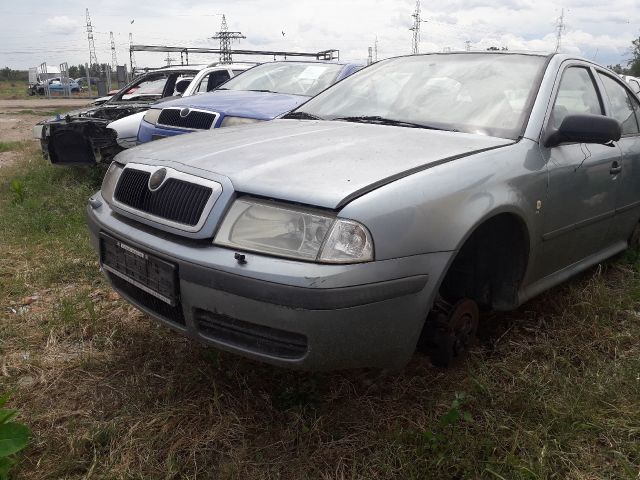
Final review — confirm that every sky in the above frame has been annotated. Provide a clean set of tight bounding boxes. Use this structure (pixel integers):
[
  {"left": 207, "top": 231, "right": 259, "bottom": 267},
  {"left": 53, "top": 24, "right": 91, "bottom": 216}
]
[{"left": 0, "top": 0, "right": 638, "bottom": 71}]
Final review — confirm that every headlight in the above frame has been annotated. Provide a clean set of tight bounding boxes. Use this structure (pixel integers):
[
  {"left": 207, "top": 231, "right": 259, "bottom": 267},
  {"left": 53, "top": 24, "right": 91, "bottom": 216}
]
[
  {"left": 143, "top": 109, "right": 161, "bottom": 125},
  {"left": 214, "top": 199, "right": 374, "bottom": 263},
  {"left": 101, "top": 161, "right": 124, "bottom": 204},
  {"left": 220, "top": 116, "right": 261, "bottom": 128}
]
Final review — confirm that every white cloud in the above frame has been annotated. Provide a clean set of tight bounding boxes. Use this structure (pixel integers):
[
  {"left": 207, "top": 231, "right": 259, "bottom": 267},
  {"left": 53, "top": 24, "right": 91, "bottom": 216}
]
[
  {"left": 1, "top": 0, "right": 638, "bottom": 69},
  {"left": 45, "top": 16, "right": 80, "bottom": 35}
]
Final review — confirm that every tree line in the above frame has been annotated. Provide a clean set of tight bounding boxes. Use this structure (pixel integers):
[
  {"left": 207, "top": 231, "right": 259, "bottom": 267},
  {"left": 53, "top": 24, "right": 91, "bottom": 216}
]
[{"left": 0, "top": 63, "right": 115, "bottom": 81}]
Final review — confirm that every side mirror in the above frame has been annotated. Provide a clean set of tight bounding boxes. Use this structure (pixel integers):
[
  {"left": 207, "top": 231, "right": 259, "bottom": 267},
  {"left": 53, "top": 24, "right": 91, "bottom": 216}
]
[{"left": 544, "top": 114, "right": 621, "bottom": 148}]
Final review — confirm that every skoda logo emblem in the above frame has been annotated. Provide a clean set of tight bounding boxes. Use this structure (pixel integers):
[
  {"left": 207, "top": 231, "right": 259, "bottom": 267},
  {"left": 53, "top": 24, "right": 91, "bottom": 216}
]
[
  {"left": 148, "top": 168, "right": 167, "bottom": 191},
  {"left": 179, "top": 107, "right": 190, "bottom": 118}
]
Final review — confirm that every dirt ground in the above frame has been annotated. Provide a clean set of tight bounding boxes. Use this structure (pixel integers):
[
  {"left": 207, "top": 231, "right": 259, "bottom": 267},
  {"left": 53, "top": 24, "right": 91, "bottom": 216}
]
[
  {"left": 0, "top": 99, "right": 91, "bottom": 109},
  {"left": 0, "top": 113, "right": 46, "bottom": 142},
  {"left": 0, "top": 98, "right": 92, "bottom": 142}
]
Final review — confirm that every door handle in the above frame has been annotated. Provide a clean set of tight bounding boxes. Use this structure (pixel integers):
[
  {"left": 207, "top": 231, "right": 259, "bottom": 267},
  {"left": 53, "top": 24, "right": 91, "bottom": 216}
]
[{"left": 610, "top": 161, "right": 622, "bottom": 175}]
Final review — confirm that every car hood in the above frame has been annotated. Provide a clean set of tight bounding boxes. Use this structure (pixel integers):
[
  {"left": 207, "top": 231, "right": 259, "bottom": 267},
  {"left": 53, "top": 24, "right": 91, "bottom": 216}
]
[
  {"left": 152, "top": 90, "right": 308, "bottom": 120},
  {"left": 115, "top": 120, "right": 515, "bottom": 209}
]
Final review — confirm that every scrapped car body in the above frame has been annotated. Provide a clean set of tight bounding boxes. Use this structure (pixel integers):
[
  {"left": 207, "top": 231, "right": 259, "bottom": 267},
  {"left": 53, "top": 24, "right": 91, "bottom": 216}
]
[
  {"left": 137, "top": 61, "right": 362, "bottom": 143},
  {"left": 87, "top": 52, "right": 640, "bottom": 371},
  {"left": 35, "top": 64, "right": 251, "bottom": 165}
]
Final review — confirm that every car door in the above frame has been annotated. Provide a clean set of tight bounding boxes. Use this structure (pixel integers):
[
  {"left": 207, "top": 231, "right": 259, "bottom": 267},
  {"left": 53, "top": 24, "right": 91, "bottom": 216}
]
[
  {"left": 536, "top": 63, "right": 622, "bottom": 278},
  {"left": 595, "top": 71, "right": 640, "bottom": 245}
]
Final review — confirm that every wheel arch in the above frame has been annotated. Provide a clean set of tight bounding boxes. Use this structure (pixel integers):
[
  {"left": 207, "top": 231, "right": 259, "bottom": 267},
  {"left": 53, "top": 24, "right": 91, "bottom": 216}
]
[{"left": 433, "top": 206, "right": 533, "bottom": 311}]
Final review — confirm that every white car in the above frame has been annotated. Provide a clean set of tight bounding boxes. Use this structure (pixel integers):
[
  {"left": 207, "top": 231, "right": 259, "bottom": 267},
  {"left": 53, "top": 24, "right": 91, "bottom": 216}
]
[
  {"left": 107, "top": 63, "right": 255, "bottom": 149},
  {"left": 621, "top": 75, "right": 640, "bottom": 96},
  {"left": 36, "top": 63, "right": 255, "bottom": 165}
]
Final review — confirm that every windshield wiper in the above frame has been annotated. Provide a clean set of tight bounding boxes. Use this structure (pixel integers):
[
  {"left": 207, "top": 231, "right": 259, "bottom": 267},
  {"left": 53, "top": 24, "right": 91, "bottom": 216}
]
[
  {"left": 245, "top": 89, "right": 276, "bottom": 93},
  {"left": 332, "top": 116, "right": 452, "bottom": 131},
  {"left": 282, "top": 111, "right": 321, "bottom": 120}
]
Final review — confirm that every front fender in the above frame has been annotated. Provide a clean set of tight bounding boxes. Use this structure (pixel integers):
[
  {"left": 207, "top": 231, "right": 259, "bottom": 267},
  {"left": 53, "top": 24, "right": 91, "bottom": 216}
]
[{"left": 338, "top": 139, "right": 545, "bottom": 261}]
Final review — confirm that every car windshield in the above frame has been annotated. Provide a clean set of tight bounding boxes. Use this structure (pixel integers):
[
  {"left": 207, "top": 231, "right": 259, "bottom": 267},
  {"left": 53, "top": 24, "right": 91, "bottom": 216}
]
[
  {"left": 220, "top": 62, "right": 344, "bottom": 97},
  {"left": 295, "top": 53, "right": 547, "bottom": 139}
]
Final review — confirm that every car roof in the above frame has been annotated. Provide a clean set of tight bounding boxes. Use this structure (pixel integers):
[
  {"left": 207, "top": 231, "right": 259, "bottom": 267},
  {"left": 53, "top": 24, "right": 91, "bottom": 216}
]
[{"left": 205, "top": 62, "right": 259, "bottom": 68}]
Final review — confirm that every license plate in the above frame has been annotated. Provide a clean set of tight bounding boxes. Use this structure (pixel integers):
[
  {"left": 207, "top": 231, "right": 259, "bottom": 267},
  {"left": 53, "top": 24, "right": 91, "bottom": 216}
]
[{"left": 100, "top": 233, "right": 178, "bottom": 305}]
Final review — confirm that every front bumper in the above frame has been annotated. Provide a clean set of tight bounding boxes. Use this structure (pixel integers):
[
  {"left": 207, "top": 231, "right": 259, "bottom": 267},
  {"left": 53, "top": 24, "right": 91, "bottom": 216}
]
[
  {"left": 87, "top": 193, "right": 452, "bottom": 370},
  {"left": 137, "top": 119, "right": 192, "bottom": 144},
  {"left": 39, "top": 119, "right": 122, "bottom": 165}
]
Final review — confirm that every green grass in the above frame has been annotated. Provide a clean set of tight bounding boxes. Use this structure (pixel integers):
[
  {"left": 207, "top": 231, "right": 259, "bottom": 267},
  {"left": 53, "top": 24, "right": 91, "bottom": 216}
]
[
  {"left": 0, "top": 80, "right": 28, "bottom": 99},
  {"left": 0, "top": 141, "right": 26, "bottom": 153},
  {"left": 0, "top": 80, "right": 93, "bottom": 100},
  {"left": 0, "top": 146, "right": 639, "bottom": 479}
]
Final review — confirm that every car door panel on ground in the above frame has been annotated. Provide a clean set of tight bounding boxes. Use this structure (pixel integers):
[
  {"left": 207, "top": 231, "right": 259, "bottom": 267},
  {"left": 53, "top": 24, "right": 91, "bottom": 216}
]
[
  {"left": 537, "top": 64, "right": 621, "bottom": 279},
  {"left": 595, "top": 71, "right": 640, "bottom": 244}
]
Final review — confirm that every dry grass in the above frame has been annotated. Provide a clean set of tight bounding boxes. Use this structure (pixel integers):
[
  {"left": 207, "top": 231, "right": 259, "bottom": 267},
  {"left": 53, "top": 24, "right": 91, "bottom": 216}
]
[
  {"left": 0, "top": 146, "right": 639, "bottom": 479},
  {"left": 0, "top": 81, "right": 29, "bottom": 100},
  {"left": 0, "top": 80, "right": 93, "bottom": 100}
]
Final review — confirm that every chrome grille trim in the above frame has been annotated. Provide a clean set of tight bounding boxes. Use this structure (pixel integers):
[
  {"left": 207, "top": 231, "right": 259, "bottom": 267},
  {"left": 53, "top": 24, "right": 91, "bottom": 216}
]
[
  {"left": 111, "top": 163, "right": 223, "bottom": 233},
  {"left": 156, "top": 107, "right": 220, "bottom": 130}
]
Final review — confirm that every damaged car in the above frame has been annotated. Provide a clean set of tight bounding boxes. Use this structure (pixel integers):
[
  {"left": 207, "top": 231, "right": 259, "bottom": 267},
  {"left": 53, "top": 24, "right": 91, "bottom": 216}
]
[
  {"left": 34, "top": 63, "right": 253, "bottom": 165},
  {"left": 87, "top": 52, "right": 640, "bottom": 371}
]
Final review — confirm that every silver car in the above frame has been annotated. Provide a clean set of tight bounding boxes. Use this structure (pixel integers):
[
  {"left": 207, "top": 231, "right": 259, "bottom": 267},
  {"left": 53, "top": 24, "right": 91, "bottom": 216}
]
[{"left": 87, "top": 52, "right": 639, "bottom": 370}]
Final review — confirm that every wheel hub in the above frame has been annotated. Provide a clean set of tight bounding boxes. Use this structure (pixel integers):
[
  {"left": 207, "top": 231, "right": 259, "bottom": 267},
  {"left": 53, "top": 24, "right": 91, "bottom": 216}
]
[{"left": 423, "top": 298, "right": 479, "bottom": 368}]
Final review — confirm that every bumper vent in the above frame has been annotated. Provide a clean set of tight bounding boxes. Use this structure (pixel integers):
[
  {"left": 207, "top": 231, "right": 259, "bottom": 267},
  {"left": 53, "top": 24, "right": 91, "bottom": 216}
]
[
  {"left": 195, "top": 309, "right": 308, "bottom": 359},
  {"left": 158, "top": 108, "right": 217, "bottom": 130},
  {"left": 114, "top": 168, "right": 212, "bottom": 227}
]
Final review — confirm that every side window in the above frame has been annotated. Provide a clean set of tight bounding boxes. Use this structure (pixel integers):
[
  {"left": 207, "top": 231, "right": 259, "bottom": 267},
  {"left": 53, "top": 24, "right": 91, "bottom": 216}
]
[
  {"left": 629, "top": 91, "right": 640, "bottom": 130},
  {"left": 598, "top": 73, "right": 640, "bottom": 135},
  {"left": 196, "top": 70, "right": 231, "bottom": 93},
  {"left": 196, "top": 74, "right": 211, "bottom": 93},
  {"left": 550, "top": 67, "right": 603, "bottom": 129},
  {"left": 208, "top": 70, "right": 231, "bottom": 91}
]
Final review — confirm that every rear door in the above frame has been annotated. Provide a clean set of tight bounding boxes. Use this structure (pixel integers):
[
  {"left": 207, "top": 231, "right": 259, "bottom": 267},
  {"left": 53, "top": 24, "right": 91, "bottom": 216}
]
[
  {"left": 595, "top": 71, "right": 640, "bottom": 245},
  {"left": 536, "top": 63, "right": 621, "bottom": 278}
]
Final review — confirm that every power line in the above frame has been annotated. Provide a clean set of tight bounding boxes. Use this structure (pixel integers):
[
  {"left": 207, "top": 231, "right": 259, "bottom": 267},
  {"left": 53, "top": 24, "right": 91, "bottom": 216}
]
[
  {"left": 374, "top": 36, "right": 378, "bottom": 61},
  {"left": 410, "top": 0, "right": 421, "bottom": 54},
  {"left": 129, "top": 33, "right": 136, "bottom": 70},
  {"left": 110, "top": 31, "right": 118, "bottom": 70},
  {"left": 210, "top": 15, "right": 245, "bottom": 64},
  {"left": 86, "top": 8, "right": 99, "bottom": 67},
  {"left": 555, "top": 9, "right": 566, "bottom": 53}
]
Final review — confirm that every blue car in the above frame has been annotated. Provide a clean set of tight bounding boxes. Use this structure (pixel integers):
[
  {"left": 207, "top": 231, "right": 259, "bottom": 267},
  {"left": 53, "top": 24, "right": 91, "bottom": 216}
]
[
  {"left": 137, "top": 61, "right": 362, "bottom": 143},
  {"left": 47, "top": 77, "right": 80, "bottom": 93}
]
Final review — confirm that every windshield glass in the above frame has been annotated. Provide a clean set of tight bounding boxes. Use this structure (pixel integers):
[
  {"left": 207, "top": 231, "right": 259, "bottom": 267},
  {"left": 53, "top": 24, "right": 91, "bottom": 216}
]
[
  {"left": 220, "top": 62, "right": 344, "bottom": 97},
  {"left": 113, "top": 70, "right": 199, "bottom": 102},
  {"left": 296, "top": 53, "right": 547, "bottom": 139}
]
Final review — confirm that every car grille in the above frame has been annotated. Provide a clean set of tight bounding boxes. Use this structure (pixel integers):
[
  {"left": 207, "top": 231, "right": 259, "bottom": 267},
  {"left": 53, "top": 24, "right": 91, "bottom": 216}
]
[
  {"left": 157, "top": 108, "right": 217, "bottom": 130},
  {"left": 195, "top": 309, "right": 308, "bottom": 359},
  {"left": 108, "top": 273, "right": 185, "bottom": 325},
  {"left": 114, "top": 168, "right": 213, "bottom": 226}
]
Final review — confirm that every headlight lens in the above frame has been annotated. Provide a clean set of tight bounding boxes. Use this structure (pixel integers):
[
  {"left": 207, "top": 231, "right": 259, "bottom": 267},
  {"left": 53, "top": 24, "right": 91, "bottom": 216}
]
[
  {"left": 101, "top": 161, "right": 124, "bottom": 204},
  {"left": 319, "top": 219, "right": 374, "bottom": 264},
  {"left": 220, "top": 116, "right": 261, "bottom": 128},
  {"left": 214, "top": 199, "right": 374, "bottom": 263},
  {"left": 143, "top": 108, "right": 161, "bottom": 125}
]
